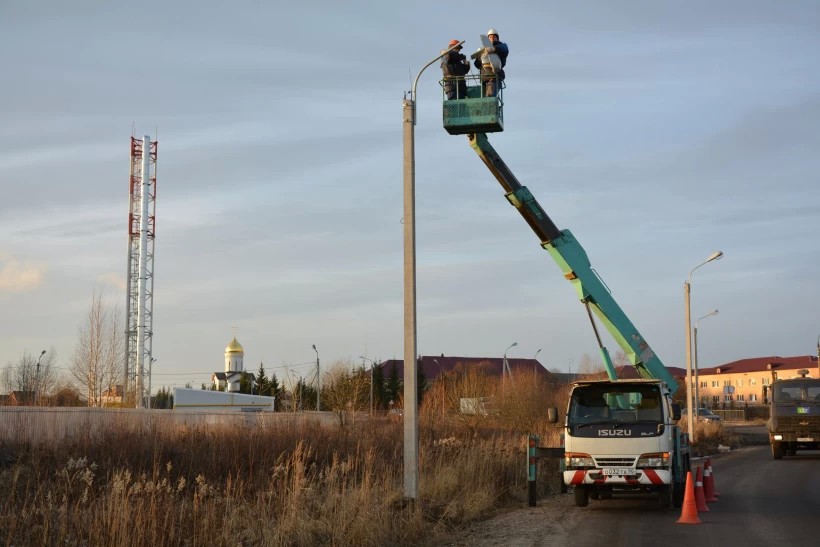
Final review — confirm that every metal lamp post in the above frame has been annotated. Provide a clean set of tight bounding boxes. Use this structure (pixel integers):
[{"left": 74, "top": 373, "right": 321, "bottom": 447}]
[
  {"left": 35, "top": 349, "right": 46, "bottom": 405},
  {"left": 694, "top": 309, "right": 719, "bottom": 410},
  {"left": 359, "top": 356, "right": 377, "bottom": 415},
  {"left": 148, "top": 357, "right": 157, "bottom": 409},
  {"left": 533, "top": 348, "right": 542, "bottom": 361},
  {"left": 816, "top": 334, "right": 819, "bottom": 378},
  {"left": 402, "top": 40, "right": 463, "bottom": 501},
  {"left": 684, "top": 250, "right": 723, "bottom": 442},
  {"left": 503, "top": 342, "right": 518, "bottom": 382},
  {"left": 312, "top": 344, "right": 320, "bottom": 411}
]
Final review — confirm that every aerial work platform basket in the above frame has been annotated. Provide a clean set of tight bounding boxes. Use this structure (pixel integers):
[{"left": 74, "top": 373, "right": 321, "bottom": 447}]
[{"left": 442, "top": 74, "right": 504, "bottom": 135}]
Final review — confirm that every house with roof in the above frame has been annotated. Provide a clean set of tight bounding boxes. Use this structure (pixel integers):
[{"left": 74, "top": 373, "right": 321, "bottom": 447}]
[
  {"left": 379, "top": 355, "right": 551, "bottom": 382},
  {"left": 5, "top": 391, "right": 35, "bottom": 406},
  {"left": 694, "top": 355, "right": 819, "bottom": 407}
]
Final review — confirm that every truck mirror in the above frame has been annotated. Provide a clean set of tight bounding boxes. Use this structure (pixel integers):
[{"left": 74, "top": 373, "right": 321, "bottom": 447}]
[
  {"left": 671, "top": 403, "right": 681, "bottom": 421},
  {"left": 547, "top": 407, "right": 559, "bottom": 423},
  {"left": 762, "top": 385, "right": 768, "bottom": 404}
]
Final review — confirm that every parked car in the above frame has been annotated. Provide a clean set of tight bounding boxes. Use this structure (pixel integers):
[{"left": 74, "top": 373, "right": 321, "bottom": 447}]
[{"left": 681, "top": 407, "right": 722, "bottom": 422}]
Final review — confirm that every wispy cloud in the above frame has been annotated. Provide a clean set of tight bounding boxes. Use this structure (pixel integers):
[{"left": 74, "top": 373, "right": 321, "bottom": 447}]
[{"left": 0, "top": 253, "right": 46, "bottom": 293}]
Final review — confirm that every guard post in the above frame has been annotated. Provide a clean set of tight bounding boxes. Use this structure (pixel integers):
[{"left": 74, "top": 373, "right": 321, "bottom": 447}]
[{"left": 527, "top": 434, "right": 565, "bottom": 507}]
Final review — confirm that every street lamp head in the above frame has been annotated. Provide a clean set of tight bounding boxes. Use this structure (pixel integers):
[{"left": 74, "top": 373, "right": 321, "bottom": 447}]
[
  {"left": 40, "top": 350, "right": 47, "bottom": 356},
  {"left": 707, "top": 250, "right": 723, "bottom": 262},
  {"left": 312, "top": 344, "right": 316, "bottom": 351},
  {"left": 511, "top": 342, "right": 518, "bottom": 348}
]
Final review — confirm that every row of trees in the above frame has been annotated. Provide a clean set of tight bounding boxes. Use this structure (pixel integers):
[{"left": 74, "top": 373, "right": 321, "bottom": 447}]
[
  {"left": 2, "top": 290, "right": 124, "bottom": 407},
  {"left": 196, "top": 359, "right": 424, "bottom": 418},
  {"left": 5, "top": 287, "right": 617, "bottom": 410}
]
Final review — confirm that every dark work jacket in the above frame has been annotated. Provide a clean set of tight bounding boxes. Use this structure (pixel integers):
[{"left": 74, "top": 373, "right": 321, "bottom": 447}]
[
  {"left": 474, "top": 40, "right": 509, "bottom": 80},
  {"left": 441, "top": 50, "right": 470, "bottom": 78}
]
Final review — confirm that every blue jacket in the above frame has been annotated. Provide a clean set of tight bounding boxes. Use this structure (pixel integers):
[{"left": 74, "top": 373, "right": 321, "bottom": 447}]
[{"left": 474, "top": 40, "right": 509, "bottom": 79}]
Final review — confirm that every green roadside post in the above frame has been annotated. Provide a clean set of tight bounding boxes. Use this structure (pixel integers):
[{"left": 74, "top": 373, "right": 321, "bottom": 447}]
[{"left": 528, "top": 435, "right": 538, "bottom": 506}]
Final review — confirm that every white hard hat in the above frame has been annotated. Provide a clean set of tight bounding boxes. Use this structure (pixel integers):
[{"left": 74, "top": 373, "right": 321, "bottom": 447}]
[{"left": 487, "top": 28, "right": 499, "bottom": 36}]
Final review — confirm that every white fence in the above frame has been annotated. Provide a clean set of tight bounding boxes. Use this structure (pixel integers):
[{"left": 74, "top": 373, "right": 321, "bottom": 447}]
[{"left": 0, "top": 408, "right": 339, "bottom": 445}]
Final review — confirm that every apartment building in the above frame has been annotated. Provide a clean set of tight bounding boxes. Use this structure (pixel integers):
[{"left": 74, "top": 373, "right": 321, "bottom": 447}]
[{"left": 694, "top": 355, "right": 819, "bottom": 407}]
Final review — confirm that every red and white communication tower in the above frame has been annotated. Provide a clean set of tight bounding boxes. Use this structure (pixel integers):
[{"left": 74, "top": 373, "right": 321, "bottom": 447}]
[{"left": 124, "top": 135, "right": 158, "bottom": 408}]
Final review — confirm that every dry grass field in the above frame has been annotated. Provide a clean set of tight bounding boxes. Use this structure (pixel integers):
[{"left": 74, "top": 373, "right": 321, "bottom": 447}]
[{"left": 0, "top": 373, "right": 565, "bottom": 546}]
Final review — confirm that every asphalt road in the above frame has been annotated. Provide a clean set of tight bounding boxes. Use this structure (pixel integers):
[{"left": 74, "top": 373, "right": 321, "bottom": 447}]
[
  {"left": 450, "top": 442, "right": 819, "bottom": 547},
  {"left": 567, "top": 445, "right": 820, "bottom": 546}
]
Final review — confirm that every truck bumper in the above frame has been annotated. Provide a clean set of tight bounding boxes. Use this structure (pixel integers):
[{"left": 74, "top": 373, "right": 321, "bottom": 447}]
[{"left": 564, "top": 468, "right": 670, "bottom": 486}]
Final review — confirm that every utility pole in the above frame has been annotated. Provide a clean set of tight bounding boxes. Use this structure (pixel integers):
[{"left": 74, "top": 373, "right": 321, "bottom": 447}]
[
  {"left": 312, "top": 344, "right": 320, "bottom": 411},
  {"left": 816, "top": 334, "right": 819, "bottom": 378},
  {"left": 35, "top": 349, "right": 46, "bottom": 405},
  {"left": 403, "top": 41, "right": 463, "bottom": 501}
]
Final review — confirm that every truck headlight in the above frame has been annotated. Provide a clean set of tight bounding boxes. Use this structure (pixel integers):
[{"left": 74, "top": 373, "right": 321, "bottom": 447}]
[
  {"left": 637, "top": 452, "right": 669, "bottom": 468},
  {"left": 565, "top": 452, "right": 594, "bottom": 469}
]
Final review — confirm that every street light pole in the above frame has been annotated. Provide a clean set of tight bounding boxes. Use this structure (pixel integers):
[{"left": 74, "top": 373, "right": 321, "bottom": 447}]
[
  {"left": 684, "top": 251, "right": 723, "bottom": 442},
  {"left": 402, "top": 41, "right": 463, "bottom": 501},
  {"left": 35, "top": 349, "right": 46, "bottom": 406},
  {"left": 312, "top": 345, "right": 320, "bottom": 411},
  {"left": 533, "top": 348, "right": 542, "bottom": 361},
  {"left": 359, "top": 356, "right": 376, "bottom": 416},
  {"left": 148, "top": 357, "right": 157, "bottom": 409},
  {"left": 816, "top": 334, "right": 820, "bottom": 378},
  {"left": 694, "top": 309, "right": 718, "bottom": 410},
  {"left": 503, "top": 342, "right": 518, "bottom": 382}
]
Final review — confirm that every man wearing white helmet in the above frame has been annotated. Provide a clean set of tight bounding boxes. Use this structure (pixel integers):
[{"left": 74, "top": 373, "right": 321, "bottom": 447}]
[{"left": 474, "top": 28, "right": 509, "bottom": 97}]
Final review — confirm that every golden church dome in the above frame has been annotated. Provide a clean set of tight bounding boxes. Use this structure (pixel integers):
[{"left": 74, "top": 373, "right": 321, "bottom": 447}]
[{"left": 225, "top": 336, "right": 244, "bottom": 354}]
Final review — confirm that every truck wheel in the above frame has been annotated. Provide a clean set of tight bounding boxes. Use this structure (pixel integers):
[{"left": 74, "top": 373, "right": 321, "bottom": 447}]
[
  {"left": 574, "top": 486, "right": 589, "bottom": 507},
  {"left": 771, "top": 441, "right": 784, "bottom": 460}
]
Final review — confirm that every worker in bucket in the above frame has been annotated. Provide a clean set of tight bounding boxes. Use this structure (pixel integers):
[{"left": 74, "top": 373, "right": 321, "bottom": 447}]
[
  {"left": 441, "top": 39, "right": 470, "bottom": 100},
  {"left": 474, "top": 28, "right": 509, "bottom": 97}
]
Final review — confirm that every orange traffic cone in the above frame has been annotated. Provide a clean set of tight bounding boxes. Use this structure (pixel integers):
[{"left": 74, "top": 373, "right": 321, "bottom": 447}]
[
  {"left": 676, "top": 471, "right": 702, "bottom": 524},
  {"left": 703, "top": 459, "right": 718, "bottom": 502},
  {"left": 694, "top": 465, "right": 710, "bottom": 512},
  {"left": 705, "top": 458, "right": 720, "bottom": 497}
]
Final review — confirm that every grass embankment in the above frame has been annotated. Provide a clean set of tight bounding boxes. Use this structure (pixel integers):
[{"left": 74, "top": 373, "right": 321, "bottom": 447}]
[
  {"left": 680, "top": 420, "right": 744, "bottom": 457},
  {"left": 0, "top": 372, "right": 564, "bottom": 546}
]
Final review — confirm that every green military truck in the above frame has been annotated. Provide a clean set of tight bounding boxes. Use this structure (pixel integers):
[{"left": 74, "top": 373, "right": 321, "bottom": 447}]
[{"left": 765, "top": 369, "right": 820, "bottom": 459}]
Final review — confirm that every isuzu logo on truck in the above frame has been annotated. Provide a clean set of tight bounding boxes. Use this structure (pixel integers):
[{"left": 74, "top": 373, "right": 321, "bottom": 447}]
[{"left": 599, "top": 429, "right": 631, "bottom": 437}]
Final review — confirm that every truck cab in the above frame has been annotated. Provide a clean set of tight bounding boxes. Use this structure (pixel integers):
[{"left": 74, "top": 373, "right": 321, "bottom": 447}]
[
  {"left": 766, "top": 369, "right": 820, "bottom": 459},
  {"left": 558, "top": 379, "right": 688, "bottom": 508}
]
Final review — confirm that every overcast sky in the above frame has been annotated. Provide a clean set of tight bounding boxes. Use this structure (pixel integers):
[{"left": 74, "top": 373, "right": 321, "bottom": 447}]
[{"left": 1, "top": 1, "right": 818, "bottom": 392}]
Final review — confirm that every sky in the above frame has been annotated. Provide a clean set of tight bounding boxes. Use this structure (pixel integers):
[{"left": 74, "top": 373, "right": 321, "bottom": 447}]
[{"left": 1, "top": 1, "right": 818, "bottom": 393}]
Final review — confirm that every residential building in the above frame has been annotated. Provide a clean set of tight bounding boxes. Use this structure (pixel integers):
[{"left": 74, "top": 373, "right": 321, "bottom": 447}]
[{"left": 694, "top": 355, "right": 819, "bottom": 407}]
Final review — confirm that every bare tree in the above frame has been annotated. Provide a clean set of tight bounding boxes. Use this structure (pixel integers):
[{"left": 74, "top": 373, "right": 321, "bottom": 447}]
[
  {"left": 70, "top": 290, "right": 123, "bottom": 407},
  {"left": 321, "top": 361, "right": 369, "bottom": 427},
  {"left": 1, "top": 348, "right": 59, "bottom": 405}
]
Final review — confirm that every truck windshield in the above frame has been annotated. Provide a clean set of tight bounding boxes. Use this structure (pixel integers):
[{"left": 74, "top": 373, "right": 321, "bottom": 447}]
[
  {"left": 773, "top": 381, "right": 820, "bottom": 403},
  {"left": 569, "top": 384, "right": 663, "bottom": 426}
]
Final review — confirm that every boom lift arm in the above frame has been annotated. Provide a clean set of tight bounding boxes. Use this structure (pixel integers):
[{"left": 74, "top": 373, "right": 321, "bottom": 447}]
[{"left": 468, "top": 132, "right": 678, "bottom": 394}]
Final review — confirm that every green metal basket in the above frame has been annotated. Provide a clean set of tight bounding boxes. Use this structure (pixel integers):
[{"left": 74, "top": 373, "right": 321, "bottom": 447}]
[{"left": 442, "top": 77, "right": 504, "bottom": 135}]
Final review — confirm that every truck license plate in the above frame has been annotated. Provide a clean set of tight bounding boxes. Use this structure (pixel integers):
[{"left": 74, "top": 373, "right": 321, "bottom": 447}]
[
  {"left": 797, "top": 437, "right": 814, "bottom": 442},
  {"left": 602, "top": 468, "right": 634, "bottom": 476}
]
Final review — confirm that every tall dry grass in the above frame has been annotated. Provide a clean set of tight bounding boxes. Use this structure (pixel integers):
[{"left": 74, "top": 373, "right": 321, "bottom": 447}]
[
  {"left": 0, "top": 373, "right": 564, "bottom": 546},
  {"left": 677, "top": 419, "right": 742, "bottom": 456}
]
